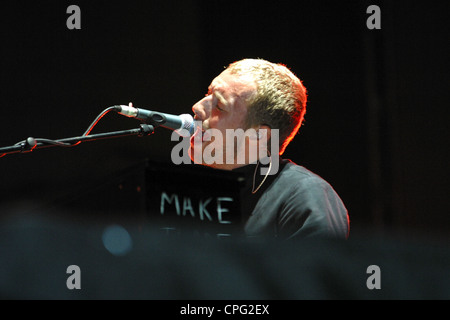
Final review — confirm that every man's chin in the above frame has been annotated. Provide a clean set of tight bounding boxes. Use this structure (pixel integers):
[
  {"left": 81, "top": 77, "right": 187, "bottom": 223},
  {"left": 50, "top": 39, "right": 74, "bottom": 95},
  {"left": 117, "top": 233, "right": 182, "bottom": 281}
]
[
  {"left": 189, "top": 143, "right": 224, "bottom": 168},
  {"left": 189, "top": 143, "right": 206, "bottom": 166}
]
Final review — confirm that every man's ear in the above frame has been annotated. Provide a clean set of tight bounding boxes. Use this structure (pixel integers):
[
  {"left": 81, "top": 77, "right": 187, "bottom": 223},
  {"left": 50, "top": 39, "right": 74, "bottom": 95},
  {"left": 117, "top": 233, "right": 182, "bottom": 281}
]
[
  {"left": 256, "top": 125, "right": 271, "bottom": 141},
  {"left": 247, "top": 125, "right": 272, "bottom": 164},
  {"left": 249, "top": 125, "right": 271, "bottom": 141}
]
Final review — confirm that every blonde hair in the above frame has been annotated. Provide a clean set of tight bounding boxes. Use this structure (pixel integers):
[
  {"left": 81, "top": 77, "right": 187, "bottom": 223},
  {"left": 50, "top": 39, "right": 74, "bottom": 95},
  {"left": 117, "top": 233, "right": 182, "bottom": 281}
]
[{"left": 227, "top": 58, "right": 307, "bottom": 154}]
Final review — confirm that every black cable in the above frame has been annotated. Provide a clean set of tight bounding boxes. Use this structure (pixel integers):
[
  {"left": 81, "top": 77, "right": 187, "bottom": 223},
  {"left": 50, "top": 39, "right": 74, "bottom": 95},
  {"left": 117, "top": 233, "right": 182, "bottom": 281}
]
[
  {"left": 0, "top": 106, "right": 117, "bottom": 157},
  {"left": 72, "top": 106, "right": 117, "bottom": 146}
]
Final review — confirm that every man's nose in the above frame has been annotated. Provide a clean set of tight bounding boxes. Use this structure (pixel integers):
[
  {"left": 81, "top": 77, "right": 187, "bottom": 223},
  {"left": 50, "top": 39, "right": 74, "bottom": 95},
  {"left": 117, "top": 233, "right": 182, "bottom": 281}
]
[{"left": 192, "top": 96, "right": 211, "bottom": 121}]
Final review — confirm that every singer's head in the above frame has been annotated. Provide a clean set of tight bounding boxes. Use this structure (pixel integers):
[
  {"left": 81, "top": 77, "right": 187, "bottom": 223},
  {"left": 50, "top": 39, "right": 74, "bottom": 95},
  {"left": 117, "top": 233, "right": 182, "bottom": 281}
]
[{"left": 190, "top": 58, "right": 307, "bottom": 170}]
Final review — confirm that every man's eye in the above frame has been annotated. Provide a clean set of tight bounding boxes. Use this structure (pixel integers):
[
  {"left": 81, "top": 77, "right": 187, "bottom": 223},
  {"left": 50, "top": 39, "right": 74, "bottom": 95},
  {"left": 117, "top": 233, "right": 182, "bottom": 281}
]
[{"left": 216, "top": 105, "right": 224, "bottom": 111}]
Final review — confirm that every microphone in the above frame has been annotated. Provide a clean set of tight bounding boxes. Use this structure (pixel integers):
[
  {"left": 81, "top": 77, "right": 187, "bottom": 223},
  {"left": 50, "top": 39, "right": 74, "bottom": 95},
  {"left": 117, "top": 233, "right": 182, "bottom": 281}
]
[{"left": 113, "top": 104, "right": 195, "bottom": 137}]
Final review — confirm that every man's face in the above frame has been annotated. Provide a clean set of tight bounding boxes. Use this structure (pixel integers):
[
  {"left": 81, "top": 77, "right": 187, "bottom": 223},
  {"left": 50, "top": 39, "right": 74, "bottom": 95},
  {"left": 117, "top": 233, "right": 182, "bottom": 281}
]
[{"left": 190, "top": 69, "right": 257, "bottom": 170}]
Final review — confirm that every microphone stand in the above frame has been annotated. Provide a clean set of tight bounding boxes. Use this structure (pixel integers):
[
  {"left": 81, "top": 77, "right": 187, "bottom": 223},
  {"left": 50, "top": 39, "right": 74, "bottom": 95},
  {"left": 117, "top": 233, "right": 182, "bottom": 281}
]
[{"left": 0, "top": 123, "right": 155, "bottom": 156}]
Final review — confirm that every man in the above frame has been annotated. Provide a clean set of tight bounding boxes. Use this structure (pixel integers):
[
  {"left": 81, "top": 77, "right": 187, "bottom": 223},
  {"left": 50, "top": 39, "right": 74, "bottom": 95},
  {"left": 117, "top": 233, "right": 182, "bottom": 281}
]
[{"left": 189, "top": 58, "right": 349, "bottom": 239}]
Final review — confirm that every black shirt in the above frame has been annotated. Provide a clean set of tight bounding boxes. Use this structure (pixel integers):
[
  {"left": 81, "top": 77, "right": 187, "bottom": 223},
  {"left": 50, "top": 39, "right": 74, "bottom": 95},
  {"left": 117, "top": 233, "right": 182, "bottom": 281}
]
[{"left": 233, "top": 157, "right": 349, "bottom": 240}]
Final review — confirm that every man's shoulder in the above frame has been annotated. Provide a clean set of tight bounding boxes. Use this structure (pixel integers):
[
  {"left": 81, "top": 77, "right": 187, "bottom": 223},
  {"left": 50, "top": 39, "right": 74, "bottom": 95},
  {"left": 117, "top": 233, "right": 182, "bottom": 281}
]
[
  {"left": 279, "top": 159, "right": 328, "bottom": 183},
  {"left": 272, "top": 158, "right": 343, "bottom": 199}
]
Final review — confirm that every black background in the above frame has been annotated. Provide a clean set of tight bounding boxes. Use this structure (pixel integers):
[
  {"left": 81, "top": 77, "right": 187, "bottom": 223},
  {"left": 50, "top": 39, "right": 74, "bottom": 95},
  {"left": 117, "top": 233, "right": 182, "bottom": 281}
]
[{"left": 0, "top": 1, "right": 449, "bottom": 242}]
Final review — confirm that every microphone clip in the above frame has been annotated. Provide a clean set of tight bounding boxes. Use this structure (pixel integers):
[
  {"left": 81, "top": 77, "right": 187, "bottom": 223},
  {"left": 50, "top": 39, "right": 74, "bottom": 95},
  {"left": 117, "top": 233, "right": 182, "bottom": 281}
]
[{"left": 138, "top": 124, "right": 155, "bottom": 137}]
